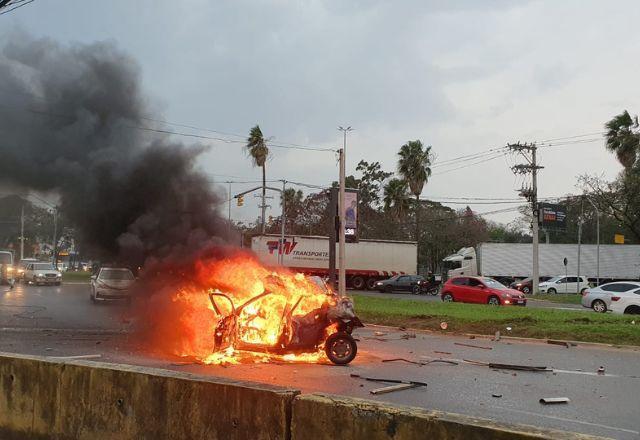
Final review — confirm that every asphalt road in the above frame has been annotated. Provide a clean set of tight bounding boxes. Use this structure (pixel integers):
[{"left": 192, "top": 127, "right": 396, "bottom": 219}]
[
  {"left": 1, "top": 282, "right": 639, "bottom": 439},
  {"left": 352, "top": 289, "right": 585, "bottom": 311}
]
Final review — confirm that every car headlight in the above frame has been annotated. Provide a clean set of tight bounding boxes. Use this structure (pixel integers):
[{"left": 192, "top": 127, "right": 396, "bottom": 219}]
[
  {"left": 376, "top": 282, "right": 382, "bottom": 285},
  {"left": 36, "top": 273, "right": 44, "bottom": 277},
  {"left": 6, "top": 267, "right": 14, "bottom": 272}
]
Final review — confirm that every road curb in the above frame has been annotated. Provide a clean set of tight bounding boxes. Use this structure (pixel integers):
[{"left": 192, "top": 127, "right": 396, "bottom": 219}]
[
  {"left": 363, "top": 323, "right": 640, "bottom": 352},
  {"left": 0, "top": 327, "right": 129, "bottom": 335}
]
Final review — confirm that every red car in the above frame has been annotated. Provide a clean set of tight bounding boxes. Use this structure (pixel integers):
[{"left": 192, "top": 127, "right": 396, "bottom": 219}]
[{"left": 441, "top": 276, "right": 527, "bottom": 306}]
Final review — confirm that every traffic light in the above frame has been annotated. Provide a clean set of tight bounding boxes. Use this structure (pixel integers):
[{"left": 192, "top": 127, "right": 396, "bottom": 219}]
[{"left": 236, "top": 195, "right": 244, "bottom": 207}]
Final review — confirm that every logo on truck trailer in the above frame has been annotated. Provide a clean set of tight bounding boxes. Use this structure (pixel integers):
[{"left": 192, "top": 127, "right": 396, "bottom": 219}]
[{"left": 267, "top": 239, "right": 298, "bottom": 255}]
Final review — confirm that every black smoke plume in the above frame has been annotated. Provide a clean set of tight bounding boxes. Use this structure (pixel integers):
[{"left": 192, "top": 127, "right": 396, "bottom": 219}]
[{"left": 0, "top": 34, "right": 234, "bottom": 271}]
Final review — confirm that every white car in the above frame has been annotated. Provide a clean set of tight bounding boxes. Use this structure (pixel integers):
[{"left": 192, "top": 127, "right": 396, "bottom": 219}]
[
  {"left": 538, "top": 275, "right": 589, "bottom": 294},
  {"left": 24, "top": 262, "right": 63, "bottom": 285},
  {"left": 609, "top": 288, "right": 640, "bottom": 315},
  {"left": 581, "top": 281, "right": 640, "bottom": 312},
  {"left": 90, "top": 267, "right": 135, "bottom": 303}
]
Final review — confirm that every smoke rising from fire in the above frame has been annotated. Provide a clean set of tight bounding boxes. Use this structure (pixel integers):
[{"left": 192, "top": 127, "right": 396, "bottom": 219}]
[{"left": 0, "top": 33, "right": 233, "bottom": 269}]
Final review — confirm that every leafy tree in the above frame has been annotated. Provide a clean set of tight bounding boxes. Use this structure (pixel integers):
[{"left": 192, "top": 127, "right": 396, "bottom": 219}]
[
  {"left": 397, "top": 140, "right": 433, "bottom": 242},
  {"left": 605, "top": 110, "right": 640, "bottom": 170},
  {"left": 383, "top": 178, "right": 410, "bottom": 219},
  {"left": 280, "top": 188, "right": 304, "bottom": 233},
  {"left": 245, "top": 125, "right": 269, "bottom": 232}
]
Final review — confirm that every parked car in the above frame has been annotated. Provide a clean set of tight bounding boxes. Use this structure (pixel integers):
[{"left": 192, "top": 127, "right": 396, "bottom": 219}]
[
  {"left": 90, "top": 267, "right": 135, "bottom": 303},
  {"left": 581, "top": 281, "right": 640, "bottom": 313},
  {"left": 375, "top": 275, "right": 426, "bottom": 293},
  {"left": 16, "top": 258, "right": 38, "bottom": 281},
  {"left": 0, "top": 250, "right": 15, "bottom": 285},
  {"left": 509, "top": 276, "right": 553, "bottom": 294},
  {"left": 538, "top": 275, "right": 589, "bottom": 294},
  {"left": 23, "top": 262, "right": 62, "bottom": 285},
  {"left": 440, "top": 276, "right": 527, "bottom": 306},
  {"left": 609, "top": 288, "right": 640, "bottom": 315}
]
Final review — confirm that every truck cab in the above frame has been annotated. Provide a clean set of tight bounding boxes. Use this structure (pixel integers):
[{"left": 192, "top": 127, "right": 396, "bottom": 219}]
[{"left": 442, "top": 247, "right": 477, "bottom": 281}]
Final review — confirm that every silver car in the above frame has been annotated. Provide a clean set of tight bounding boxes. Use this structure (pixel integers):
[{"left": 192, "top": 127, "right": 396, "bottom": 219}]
[
  {"left": 90, "top": 267, "right": 135, "bottom": 303},
  {"left": 581, "top": 281, "right": 640, "bottom": 313},
  {"left": 24, "top": 262, "right": 63, "bottom": 285}
]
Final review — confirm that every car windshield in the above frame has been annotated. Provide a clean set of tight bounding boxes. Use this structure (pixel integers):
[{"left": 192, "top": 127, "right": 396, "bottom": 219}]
[
  {"left": 34, "top": 263, "right": 54, "bottom": 270},
  {"left": 518, "top": 277, "right": 532, "bottom": 284},
  {"left": 0, "top": 253, "right": 12, "bottom": 264},
  {"left": 546, "top": 276, "right": 562, "bottom": 283},
  {"left": 100, "top": 269, "right": 134, "bottom": 280},
  {"left": 483, "top": 278, "right": 508, "bottom": 290}
]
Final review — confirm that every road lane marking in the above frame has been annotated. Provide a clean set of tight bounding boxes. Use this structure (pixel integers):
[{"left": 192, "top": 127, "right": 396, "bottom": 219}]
[{"left": 493, "top": 406, "right": 640, "bottom": 436}]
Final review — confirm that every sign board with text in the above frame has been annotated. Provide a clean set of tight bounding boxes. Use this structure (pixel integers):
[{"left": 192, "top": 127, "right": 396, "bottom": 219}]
[{"left": 538, "top": 203, "right": 567, "bottom": 231}]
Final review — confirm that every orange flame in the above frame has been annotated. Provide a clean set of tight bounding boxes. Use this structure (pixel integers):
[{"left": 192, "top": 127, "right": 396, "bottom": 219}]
[{"left": 168, "top": 254, "right": 336, "bottom": 364}]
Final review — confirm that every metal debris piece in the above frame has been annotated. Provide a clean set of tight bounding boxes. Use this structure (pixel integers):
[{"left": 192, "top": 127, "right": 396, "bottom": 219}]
[
  {"left": 539, "top": 397, "right": 570, "bottom": 405},
  {"left": 382, "top": 358, "right": 422, "bottom": 365},
  {"left": 400, "top": 333, "right": 416, "bottom": 340},
  {"left": 547, "top": 339, "right": 577, "bottom": 348},
  {"left": 454, "top": 342, "right": 493, "bottom": 350},
  {"left": 494, "top": 331, "right": 501, "bottom": 341},
  {"left": 374, "top": 331, "right": 387, "bottom": 336},
  {"left": 488, "top": 363, "right": 551, "bottom": 372},
  {"left": 370, "top": 383, "right": 420, "bottom": 395},
  {"left": 434, "top": 350, "right": 452, "bottom": 355},
  {"left": 49, "top": 354, "right": 102, "bottom": 360},
  {"left": 492, "top": 393, "right": 502, "bottom": 398},
  {"left": 597, "top": 366, "right": 605, "bottom": 375},
  {"left": 350, "top": 373, "right": 428, "bottom": 387},
  {"left": 425, "top": 359, "right": 458, "bottom": 366}
]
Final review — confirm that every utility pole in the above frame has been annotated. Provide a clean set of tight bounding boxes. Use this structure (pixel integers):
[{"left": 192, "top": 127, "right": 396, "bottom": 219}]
[
  {"left": 508, "top": 142, "right": 543, "bottom": 295},
  {"left": 20, "top": 204, "right": 24, "bottom": 260},
  {"left": 585, "top": 196, "right": 600, "bottom": 285},
  {"left": 337, "top": 126, "right": 352, "bottom": 297},
  {"left": 328, "top": 187, "right": 338, "bottom": 290},
  {"left": 52, "top": 206, "right": 58, "bottom": 268},
  {"left": 279, "top": 180, "right": 287, "bottom": 266},
  {"left": 227, "top": 181, "right": 232, "bottom": 237},
  {"left": 577, "top": 198, "right": 584, "bottom": 293}
]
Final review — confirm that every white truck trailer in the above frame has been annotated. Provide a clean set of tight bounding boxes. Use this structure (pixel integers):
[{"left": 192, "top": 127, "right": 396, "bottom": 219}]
[
  {"left": 251, "top": 234, "right": 417, "bottom": 290},
  {"left": 443, "top": 242, "right": 640, "bottom": 283}
]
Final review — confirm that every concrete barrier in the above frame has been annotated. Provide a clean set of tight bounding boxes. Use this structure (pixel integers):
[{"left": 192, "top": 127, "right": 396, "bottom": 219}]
[
  {"left": 0, "top": 352, "right": 606, "bottom": 439},
  {"left": 291, "top": 393, "right": 605, "bottom": 440},
  {"left": 0, "top": 352, "right": 298, "bottom": 440}
]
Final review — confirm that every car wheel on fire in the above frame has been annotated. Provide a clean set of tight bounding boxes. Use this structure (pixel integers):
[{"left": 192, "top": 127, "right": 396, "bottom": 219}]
[{"left": 324, "top": 332, "right": 358, "bottom": 365}]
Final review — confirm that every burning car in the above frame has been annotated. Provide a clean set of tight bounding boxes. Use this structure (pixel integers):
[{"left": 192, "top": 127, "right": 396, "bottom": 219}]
[{"left": 203, "top": 270, "right": 363, "bottom": 365}]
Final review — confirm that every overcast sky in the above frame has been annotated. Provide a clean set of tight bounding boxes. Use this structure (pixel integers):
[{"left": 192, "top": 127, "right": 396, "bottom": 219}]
[{"left": 3, "top": 0, "right": 639, "bottom": 226}]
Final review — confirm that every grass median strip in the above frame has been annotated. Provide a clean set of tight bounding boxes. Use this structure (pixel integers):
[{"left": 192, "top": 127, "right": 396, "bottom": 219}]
[
  {"left": 352, "top": 294, "right": 640, "bottom": 346},
  {"left": 62, "top": 271, "right": 92, "bottom": 281},
  {"left": 529, "top": 294, "right": 582, "bottom": 304}
]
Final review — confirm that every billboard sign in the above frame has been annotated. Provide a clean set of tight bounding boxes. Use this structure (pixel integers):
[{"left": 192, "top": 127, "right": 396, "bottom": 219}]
[
  {"left": 343, "top": 190, "right": 358, "bottom": 242},
  {"left": 538, "top": 203, "right": 567, "bottom": 231}
]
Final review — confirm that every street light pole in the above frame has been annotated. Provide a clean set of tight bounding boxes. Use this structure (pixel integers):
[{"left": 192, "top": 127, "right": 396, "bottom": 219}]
[
  {"left": 52, "top": 206, "right": 58, "bottom": 268},
  {"left": 337, "top": 126, "right": 352, "bottom": 297},
  {"left": 20, "top": 204, "right": 24, "bottom": 260},
  {"left": 279, "top": 180, "right": 287, "bottom": 266},
  {"left": 585, "top": 196, "right": 600, "bottom": 285}
]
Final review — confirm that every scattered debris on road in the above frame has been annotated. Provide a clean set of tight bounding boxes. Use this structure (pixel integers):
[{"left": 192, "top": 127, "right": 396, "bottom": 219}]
[
  {"left": 434, "top": 350, "right": 452, "bottom": 355},
  {"left": 547, "top": 339, "right": 577, "bottom": 348},
  {"left": 374, "top": 331, "right": 387, "bottom": 336},
  {"left": 440, "top": 321, "right": 448, "bottom": 330},
  {"left": 454, "top": 342, "right": 493, "bottom": 350},
  {"left": 350, "top": 373, "right": 428, "bottom": 389},
  {"left": 488, "top": 363, "right": 551, "bottom": 372},
  {"left": 370, "top": 383, "right": 421, "bottom": 395},
  {"left": 48, "top": 354, "right": 102, "bottom": 360},
  {"left": 383, "top": 357, "right": 458, "bottom": 366},
  {"left": 539, "top": 397, "right": 570, "bottom": 405},
  {"left": 597, "top": 366, "right": 606, "bottom": 375},
  {"left": 382, "top": 357, "right": 422, "bottom": 365},
  {"left": 492, "top": 393, "right": 502, "bottom": 398},
  {"left": 494, "top": 331, "right": 501, "bottom": 341}
]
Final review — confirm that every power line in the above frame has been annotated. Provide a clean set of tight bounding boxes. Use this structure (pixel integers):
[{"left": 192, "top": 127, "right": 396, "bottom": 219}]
[
  {"left": 0, "top": 0, "right": 34, "bottom": 15},
  {"left": 431, "top": 151, "right": 508, "bottom": 176}
]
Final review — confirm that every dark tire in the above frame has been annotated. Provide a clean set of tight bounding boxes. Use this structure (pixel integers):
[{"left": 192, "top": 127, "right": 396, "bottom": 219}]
[
  {"left": 522, "top": 286, "right": 531, "bottom": 294},
  {"left": 384, "top": 285, "right": 393, "bottom": 293},
  {"left": 412, "top": 285, "right": 421, "bottom": 295},
  {"left": 365, "top": 278, "right": 377, "bottom": 290},
  {"left": 624, "top": 305, "right": 640, "bottom": 315},
  {"left": 442, "top": 292, "right": 454, "bottom": 302},
  {"left": 351, "top": 276, "right": 365, "bottom": 290},
  {"left": 547, "top": 288, "right": 557, "bottom": 295},
  {"left": 592, "top": 299, "right": 607, "bottom": 313},
  {"left": 325, "top": 332, "right": 357, "bottom": 365},
  {"left": 488, "top": 296, "right": 501, "bottom": 306}
]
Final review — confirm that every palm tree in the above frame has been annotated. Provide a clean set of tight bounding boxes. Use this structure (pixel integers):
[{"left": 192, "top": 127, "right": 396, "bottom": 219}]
[
  {"left": 383, "top": 178, "right": 410, "bottom": 220},
  {"left": 246, "top": 125, "right": 269, "bottom": 233},
  {"left": 605, "top": 110, "right": 639, "bottom": 170},
  {"left": 397, "top": 140, "right": 433, "bottom": 242}
]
